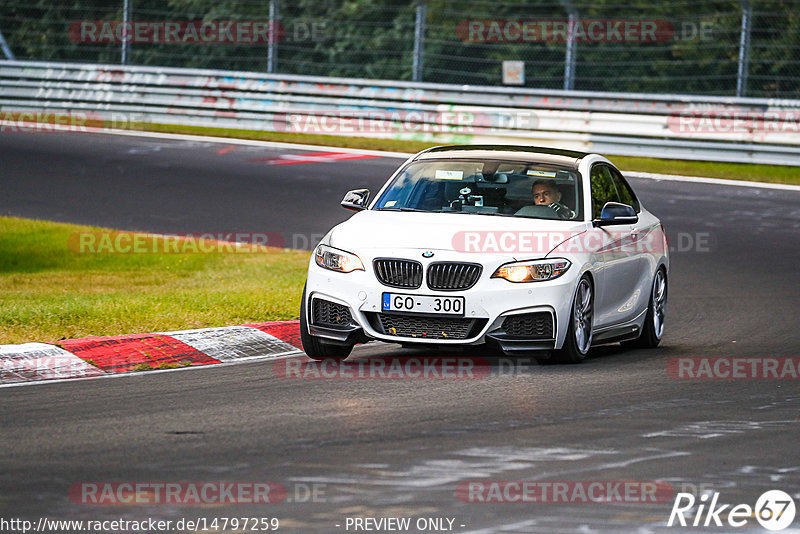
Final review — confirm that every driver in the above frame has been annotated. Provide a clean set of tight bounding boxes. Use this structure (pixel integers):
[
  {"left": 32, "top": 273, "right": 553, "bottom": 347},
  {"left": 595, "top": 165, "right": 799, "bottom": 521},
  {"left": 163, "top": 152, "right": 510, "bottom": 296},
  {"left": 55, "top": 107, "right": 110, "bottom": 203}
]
[
  {"left": 532, "top": 179, "right": 574, "bottom": 219},
  {"left": 533, "top": 179, "right": 561, "bottom": 205}
]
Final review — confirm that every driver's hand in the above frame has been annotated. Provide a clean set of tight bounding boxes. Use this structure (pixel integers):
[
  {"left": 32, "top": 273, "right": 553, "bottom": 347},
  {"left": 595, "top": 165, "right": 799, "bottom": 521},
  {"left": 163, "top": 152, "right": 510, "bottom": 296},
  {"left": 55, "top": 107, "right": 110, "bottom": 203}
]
[{"left": 548, "top": 202, "right": 575, "bottom": 219}]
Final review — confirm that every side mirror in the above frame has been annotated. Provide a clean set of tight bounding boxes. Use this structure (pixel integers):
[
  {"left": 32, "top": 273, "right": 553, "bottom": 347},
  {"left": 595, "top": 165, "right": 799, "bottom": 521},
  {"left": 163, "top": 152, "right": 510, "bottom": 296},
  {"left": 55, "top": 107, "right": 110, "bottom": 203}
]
[
  {"left": 594, "top": 202, "right": 638, "bottom": 226},
  {"left": 341, "top": 189, "right": 370, "bottom": 211}
]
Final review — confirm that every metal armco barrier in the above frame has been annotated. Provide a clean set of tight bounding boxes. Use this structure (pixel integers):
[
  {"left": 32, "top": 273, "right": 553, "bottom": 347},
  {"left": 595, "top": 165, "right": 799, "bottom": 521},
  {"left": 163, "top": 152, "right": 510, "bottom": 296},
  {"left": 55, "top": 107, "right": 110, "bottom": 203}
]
[{"left": 1, "top": 60, "right": 799, "bottom": 165}]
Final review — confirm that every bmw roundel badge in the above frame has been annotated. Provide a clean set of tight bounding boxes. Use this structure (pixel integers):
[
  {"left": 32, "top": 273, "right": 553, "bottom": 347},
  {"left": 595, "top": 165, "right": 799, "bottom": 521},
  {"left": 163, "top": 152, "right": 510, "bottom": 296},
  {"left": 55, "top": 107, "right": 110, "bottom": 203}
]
[{"left": 422, "top": 251, "right": 434, "bottom": 258}]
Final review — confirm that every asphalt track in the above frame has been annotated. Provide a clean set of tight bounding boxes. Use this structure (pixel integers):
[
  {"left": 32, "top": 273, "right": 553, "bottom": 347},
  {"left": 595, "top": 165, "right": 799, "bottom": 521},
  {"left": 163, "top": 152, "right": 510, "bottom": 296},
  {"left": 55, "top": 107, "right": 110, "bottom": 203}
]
[{"left": 1, "top": 131, "right": 800, "bottom": 533}]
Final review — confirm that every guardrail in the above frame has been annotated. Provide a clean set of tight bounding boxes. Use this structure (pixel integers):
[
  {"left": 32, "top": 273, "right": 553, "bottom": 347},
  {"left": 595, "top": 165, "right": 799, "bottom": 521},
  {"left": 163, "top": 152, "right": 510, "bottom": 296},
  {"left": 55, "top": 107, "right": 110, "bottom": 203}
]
[{"left": 2, "top": 60, "right": 799, "bottom": 165}]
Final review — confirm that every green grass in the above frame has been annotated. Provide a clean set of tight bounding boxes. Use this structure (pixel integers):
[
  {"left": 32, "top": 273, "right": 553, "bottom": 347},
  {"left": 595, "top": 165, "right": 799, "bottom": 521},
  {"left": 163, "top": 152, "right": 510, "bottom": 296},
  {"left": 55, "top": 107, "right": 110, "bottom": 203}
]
[
  {"left": 607, "top": 155, "right": 800, "bottom": 185},
  {"left": 133, "top": 122, "right": 800, "bottom": 185},
  {"left": 0, "top": 216, "right": 310, "bottom": 345},
  {"left": 136, "top": 122, "right": 436, "bottom": 154}
]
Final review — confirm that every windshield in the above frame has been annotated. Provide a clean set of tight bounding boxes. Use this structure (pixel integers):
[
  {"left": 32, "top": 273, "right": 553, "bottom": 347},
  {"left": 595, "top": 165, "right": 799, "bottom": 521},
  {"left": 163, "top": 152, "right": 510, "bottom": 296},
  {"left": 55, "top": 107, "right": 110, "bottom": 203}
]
[{"left": 374, "top": 159, "right": 583, "bottom": 220}]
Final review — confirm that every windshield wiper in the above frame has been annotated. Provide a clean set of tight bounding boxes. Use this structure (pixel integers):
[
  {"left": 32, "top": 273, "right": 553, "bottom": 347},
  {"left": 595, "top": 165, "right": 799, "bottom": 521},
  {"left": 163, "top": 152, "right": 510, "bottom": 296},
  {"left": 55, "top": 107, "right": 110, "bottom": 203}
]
[
  {"left": 437, "top": 210, "right": 511, "bottom": 217},
  {"left": 374, "top": 207, "right": 429, "bottom": 212},
  {"left": 376, "top": 207, "right": 511, "bottom": 216}
]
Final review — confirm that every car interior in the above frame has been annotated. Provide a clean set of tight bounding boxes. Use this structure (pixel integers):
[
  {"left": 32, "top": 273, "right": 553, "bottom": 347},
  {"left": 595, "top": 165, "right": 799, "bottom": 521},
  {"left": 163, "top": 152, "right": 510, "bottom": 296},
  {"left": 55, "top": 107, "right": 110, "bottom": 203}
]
[{"left": 380, "top": 163, "right": 582, "bottom": 220}]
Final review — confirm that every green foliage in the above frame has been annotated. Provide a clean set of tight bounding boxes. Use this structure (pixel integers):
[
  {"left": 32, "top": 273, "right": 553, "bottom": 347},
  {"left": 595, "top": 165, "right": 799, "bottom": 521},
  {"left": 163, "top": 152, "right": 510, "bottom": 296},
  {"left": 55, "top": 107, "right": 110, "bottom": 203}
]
[{"left": 0, "top": 0, "right": 798, "bottom": 96}]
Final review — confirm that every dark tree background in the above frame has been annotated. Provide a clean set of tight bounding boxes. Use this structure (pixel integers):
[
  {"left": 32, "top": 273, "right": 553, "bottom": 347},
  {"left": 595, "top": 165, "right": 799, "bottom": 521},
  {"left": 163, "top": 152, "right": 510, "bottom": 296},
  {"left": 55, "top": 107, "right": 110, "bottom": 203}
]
[{"left": 1, "top": 0, "right": 798, "bottom": 97}]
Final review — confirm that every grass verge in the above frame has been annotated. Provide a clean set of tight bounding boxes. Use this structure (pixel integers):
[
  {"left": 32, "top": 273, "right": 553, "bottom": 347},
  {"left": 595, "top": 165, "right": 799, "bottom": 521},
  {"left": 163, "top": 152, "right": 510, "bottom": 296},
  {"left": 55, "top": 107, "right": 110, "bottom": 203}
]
[
  {"left": 608, "top": 155, "right": 800, "bottom": 185},
  {"left": 0, "top": 216, "right": 310, "bottom": 345},
  {"left": 134, "top": 123, "right": 800, "bottom": 185}
]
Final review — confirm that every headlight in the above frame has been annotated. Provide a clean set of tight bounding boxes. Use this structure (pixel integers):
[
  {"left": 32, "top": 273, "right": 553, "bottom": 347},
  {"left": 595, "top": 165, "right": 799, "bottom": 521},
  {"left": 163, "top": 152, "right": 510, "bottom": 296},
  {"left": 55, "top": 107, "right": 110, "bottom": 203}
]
[
  {"left": 314, "top": 245, "right": 364, "bottom": 273},
  {"left": 492, "top": 258, "right": 571, "bottom": 283}
]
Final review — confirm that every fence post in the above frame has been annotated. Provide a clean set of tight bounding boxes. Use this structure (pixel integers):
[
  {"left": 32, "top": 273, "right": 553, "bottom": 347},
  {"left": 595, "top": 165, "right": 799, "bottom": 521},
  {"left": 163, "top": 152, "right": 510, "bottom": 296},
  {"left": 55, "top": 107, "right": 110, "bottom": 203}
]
[
  {"left": 412, "top": 0, "right": 426, "bottom": 82},
  {"left": 0, "top": 28, "right": 14, "bottom": 60},
  {"left": 268, "top": 0, "right": 278, "bottom": 73},
  {"left": 560, "top": 0, "right": 577, "bottom": 90},
  {"left": 736, "top": 0, "right": 752, "bottom": 97},
  {"left": 121, "top": 0, "right": 131, "bottom": 64}
]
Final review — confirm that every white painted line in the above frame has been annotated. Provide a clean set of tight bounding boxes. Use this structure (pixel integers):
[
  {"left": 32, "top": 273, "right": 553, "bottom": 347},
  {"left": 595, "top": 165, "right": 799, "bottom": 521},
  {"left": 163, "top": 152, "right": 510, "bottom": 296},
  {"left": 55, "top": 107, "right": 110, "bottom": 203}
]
[
  {"left": 0, "top": 342, "right": 104, "bottom": 384},
  {"left": 99, "top": 128, "right": 414, "bottom": 159},
  {"left": 96, "top": 128, "right": 800, "bottom": 191},
  {"left": 624, "top": 171, "right": 800, "bottom": 192},
  {"left": 166, "top": 326, "right": 298, "bottom": 362}
]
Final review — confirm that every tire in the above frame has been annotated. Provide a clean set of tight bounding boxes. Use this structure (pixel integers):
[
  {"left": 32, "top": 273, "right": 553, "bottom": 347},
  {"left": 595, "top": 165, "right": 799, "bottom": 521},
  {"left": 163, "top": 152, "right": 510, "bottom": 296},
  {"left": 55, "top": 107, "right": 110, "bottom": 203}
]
[
  {"left": 299, "top": 284, "right": 354, "bottom": 361},
  {"left": 622, "top": 267, "right": 667, "bottom": 349},
  {"left": 551, "top": 275, "right": 594, "bottom": 364}
]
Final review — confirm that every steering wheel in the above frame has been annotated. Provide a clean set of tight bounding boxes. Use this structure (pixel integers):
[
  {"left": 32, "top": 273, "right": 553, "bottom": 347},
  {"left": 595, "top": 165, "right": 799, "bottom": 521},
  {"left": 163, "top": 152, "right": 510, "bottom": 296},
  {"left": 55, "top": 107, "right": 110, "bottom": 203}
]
[{"left": 547, "top": 201, "right": 575, "bottom": 220}]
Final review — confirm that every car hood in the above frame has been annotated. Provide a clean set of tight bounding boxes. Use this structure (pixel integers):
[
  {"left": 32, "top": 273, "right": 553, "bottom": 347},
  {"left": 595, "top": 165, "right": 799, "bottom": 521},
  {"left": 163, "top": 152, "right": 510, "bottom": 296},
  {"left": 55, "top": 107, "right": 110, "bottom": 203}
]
[{"left": 327, "top": 210, "right": 588, "bottom": 260}]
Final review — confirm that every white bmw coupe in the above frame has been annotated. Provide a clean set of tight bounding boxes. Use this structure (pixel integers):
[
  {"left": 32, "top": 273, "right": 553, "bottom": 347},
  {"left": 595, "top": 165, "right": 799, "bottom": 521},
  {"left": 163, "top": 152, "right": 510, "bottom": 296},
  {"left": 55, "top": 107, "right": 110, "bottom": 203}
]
[{"left": 301, "top": 145, "right": 668, "bottom": 364}]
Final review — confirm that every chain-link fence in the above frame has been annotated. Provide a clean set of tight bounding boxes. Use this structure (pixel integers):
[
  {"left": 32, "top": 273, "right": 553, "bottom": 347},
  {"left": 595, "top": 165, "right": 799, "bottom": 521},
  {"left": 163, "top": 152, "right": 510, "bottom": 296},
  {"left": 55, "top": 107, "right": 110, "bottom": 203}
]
[{"left": 1, "top": 0, "right": 798, "bottom": 98}]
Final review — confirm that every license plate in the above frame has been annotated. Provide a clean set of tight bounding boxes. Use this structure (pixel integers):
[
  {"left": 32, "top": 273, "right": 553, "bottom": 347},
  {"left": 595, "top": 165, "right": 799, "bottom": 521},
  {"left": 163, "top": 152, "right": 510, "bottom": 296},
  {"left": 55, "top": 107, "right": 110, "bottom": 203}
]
[{"left": 382, "top": 293, "right": 465, "bottom": 315}]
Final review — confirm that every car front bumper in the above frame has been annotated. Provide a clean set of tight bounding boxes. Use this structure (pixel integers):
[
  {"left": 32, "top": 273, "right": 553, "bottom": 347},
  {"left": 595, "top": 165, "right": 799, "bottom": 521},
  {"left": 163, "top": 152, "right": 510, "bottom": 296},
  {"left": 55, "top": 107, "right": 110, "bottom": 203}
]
[{"left": 305, "top": 252, "right": 586, "bottom": 352}]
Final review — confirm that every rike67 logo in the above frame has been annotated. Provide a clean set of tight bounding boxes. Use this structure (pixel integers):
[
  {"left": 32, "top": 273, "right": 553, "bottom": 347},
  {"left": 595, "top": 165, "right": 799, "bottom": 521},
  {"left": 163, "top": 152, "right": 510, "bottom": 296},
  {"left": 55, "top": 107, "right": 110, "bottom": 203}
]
[{"left": 668, "top": 490, "right": 796, "bottom": 531}]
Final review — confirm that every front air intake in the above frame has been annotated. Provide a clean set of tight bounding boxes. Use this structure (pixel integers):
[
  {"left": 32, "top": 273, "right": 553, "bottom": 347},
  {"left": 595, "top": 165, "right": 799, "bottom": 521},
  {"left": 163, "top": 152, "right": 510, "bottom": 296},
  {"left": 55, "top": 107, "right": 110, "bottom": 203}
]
[
  {"left": 312, "top": 298, "right": 354, "bottom": 327},
  {"left": 373, "top": 259, "right": 423, "bottom": 289},
  {"left": 426, "top": 262, "right": 482, "bottom": 291}
]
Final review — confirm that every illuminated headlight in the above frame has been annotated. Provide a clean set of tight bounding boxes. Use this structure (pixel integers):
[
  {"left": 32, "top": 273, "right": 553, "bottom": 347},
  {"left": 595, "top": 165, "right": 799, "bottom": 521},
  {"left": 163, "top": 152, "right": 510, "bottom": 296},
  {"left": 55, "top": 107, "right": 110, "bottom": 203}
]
[
  {"left": 314, "top": 245, "right": 364, "bottom": 273},
  {"left": 492, "top": 258, "right": 571, "bottom": 283}
]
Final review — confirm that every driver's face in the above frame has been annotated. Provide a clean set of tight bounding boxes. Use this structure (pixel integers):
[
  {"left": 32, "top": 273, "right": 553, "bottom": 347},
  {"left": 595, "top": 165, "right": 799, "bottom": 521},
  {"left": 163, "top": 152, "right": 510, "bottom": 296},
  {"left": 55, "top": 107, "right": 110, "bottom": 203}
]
[{"left": 533, "top": 184, "right": 561, "bottom": 205}]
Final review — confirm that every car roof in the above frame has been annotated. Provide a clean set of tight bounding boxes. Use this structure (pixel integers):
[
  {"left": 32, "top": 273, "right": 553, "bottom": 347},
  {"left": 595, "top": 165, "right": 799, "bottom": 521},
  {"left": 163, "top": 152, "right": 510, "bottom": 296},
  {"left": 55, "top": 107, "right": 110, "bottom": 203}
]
[{"left": 413, "top": 145, "right": 589, "bottom": 168}]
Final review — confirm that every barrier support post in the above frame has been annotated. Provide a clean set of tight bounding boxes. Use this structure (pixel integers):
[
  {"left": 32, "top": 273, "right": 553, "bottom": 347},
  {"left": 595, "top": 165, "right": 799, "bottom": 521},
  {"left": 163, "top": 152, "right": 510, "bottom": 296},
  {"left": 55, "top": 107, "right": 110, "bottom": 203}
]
[
  {"left": 268, "top": 0, "right": 278, "bottom": 74},
  {"left": 559, "top": 0, "right": 578, "bottom": 91},
  {"left": 412, "top": 0, "right": 426, "bottom": 82},
  {"left": 0, "top": 28, "right": 13, "bottom": 60},
  {"left": 736, "top": 0, "right": 752, "bottom": 97}
]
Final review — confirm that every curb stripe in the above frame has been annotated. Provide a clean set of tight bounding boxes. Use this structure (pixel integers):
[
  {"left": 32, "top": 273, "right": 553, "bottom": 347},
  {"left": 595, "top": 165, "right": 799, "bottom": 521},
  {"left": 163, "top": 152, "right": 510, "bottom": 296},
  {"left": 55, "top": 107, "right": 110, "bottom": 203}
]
[
  {"left": 168, "top": 326, "right": 298, "bottom": 362},
  {"left": 0, "top": 343, "right": 105, "bottom": 383},
  {"left": 0, "top": 322, "right": 304, "bottom": 385},
  {"left": 244, "top": 321, "right": 303, "bottom": 350},
  {"left": 59, "top": 334, "right": 220, "bottom": 373},
  {"left": 247, "top": 152, "right": 379, "bottom": 166}
]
